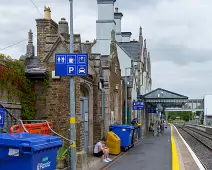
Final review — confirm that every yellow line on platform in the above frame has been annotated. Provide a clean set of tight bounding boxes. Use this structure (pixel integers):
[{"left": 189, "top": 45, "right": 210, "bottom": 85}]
[{"left": 170, "top": 124, "right": 180, "bottom": 170}]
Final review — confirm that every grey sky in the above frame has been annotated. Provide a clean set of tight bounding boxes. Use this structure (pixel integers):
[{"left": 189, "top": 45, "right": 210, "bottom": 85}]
[{"left": 0, "top": 0, "right": 212, "bottom": 98}]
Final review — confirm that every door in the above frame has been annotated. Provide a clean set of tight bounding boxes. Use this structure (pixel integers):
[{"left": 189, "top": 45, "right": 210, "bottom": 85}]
[{"left": 81, "top": 97, "right": 88, "bottom": 153}]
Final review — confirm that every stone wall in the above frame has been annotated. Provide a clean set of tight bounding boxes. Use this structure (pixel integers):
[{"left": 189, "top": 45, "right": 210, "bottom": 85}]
[{"left": 109, "top": 52, "right": 122, "bottom": 124}]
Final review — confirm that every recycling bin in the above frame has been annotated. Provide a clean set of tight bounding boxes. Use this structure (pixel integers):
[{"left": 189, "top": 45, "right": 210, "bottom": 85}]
[
  {"left": 106, "top": 131, "right": 121, "bottom": 155},
  {"left": 0, "top": 133, "right": 63, "bottom": 170},
  {"left": 111, "top": 125, "right": 134, "bottom": 151}
]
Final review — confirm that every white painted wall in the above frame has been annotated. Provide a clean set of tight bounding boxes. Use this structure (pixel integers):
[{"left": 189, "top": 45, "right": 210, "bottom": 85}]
[
  {"left": 98, "top": 4, "right": 114, "bottom": 20},
  {"left": 115, "top": 18, "right": 122, "bottom": 42},
  {"left": 204, "top": 94, "right": 212, "bottom": 116},
  {"left": 93, "top": 2, "right": 116, "bottom": 55},
  {"left": 115, "top": 18, "right": 121, "bottom": 33},
  {"left": 96, "top": 22, "right": 115, "bottom": 40},
  {"left": 116, "top": 45, "right": 131, "bottom": 76},
  {"left": 92, "top": 40, "right": 111, "bottom": 55},
  {"left": 116, "top": 34, "right": 122, "bottom": 42},
  {"left": 122, "top": 36, "right": 130, "bottom": 42}
]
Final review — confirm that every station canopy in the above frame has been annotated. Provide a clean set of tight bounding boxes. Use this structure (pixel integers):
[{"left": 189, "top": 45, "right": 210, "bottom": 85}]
[{"left": 141, "top": 88, "right": 188, "bottom": 108}]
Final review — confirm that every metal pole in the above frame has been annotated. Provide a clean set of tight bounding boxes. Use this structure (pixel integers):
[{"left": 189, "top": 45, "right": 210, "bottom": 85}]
[
  {"left": 125, "top": 68, "right": 127, "bottom": 125},
  {"left": 69, "top": 0, "right": 76, "bottom": 170}
]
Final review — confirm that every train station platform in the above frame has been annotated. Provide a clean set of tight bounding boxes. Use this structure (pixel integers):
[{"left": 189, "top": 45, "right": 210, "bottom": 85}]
[{"left": 102, "top": 124, "right": 203, "bottom": 170}]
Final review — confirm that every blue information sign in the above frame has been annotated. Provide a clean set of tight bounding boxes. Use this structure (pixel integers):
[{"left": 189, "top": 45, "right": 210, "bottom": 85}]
[
  {"left": 55, "top": 54, "right": 88, "bottom": 76},
  {"left": 148, "top": 108, "right": 158, "bottom": 114},
  {"left": 133, "top": 102, "right": 145, "bottom": 110},
  {"left": 0, "top": 108, "right": 5, "bottom": 128}
]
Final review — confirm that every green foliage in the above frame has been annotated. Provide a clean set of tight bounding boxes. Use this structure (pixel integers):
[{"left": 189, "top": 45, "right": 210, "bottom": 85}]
[
  {"left": 168, "top": 111, "right": 193, "bottom": 121},
  {"left": 57, "top": 145, "right": 68, "bottom": 161},
  {"left": 0, "top": 54, "right": 36, "bottom": 120}
]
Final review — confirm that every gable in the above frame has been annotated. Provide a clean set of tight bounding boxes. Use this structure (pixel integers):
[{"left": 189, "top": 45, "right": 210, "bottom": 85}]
[
  {"left": 45, "top": 41, "right": 69, "bottom": 63},
  {"left": 116, "top": 43, "right": 131, "bottom": 58},
  {"left": 43, "top": 35, "right": 69, "bottom": 63},
  {"left": 143, "top": 88, "right": 188, "bottom": 99}
]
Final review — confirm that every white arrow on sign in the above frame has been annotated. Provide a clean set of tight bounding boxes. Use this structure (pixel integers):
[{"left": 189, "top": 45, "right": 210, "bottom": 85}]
[
  {"left": 57, "top": 57, "right": 61, "bottom": 63},
  {"left": 0, "top": 115, "right": 2, "bottom": 120}
]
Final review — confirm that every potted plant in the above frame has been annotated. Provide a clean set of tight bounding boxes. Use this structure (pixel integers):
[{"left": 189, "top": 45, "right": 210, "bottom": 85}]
[{"left": 57, "top": 146, "right": 68, "bottom": 169}]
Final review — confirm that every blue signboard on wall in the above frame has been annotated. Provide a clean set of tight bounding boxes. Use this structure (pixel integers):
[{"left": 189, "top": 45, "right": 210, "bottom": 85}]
[
  {"left": 133, "top": 102, "right": 145, "bottom": 110},
  {"left": 55, "top": 54, "right": 88, "bottom": 76},
  {"left": 0, "top": 108, "right": 5, "bottom": 128}
]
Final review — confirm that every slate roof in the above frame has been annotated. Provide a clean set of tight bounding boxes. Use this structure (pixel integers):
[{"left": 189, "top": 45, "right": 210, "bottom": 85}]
[
  {"left": 142, "top": 88, "right": 189, "bottom": 108},
  {"left": 118, "top": 42, "right": 140, "bottom": 60}
]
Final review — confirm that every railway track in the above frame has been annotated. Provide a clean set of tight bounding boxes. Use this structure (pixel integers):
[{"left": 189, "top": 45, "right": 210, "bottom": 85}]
[{"left": 176, "top": 125, "right": 212, "bottom": 170}]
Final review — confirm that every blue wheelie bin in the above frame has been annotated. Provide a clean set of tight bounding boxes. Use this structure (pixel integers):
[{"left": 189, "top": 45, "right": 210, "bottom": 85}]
[
  {"left": 0, "top": 133, "right": 63, "bottom": 170},
  {"left": 111, "top": 125, "right": 134, "bottom": 151}
]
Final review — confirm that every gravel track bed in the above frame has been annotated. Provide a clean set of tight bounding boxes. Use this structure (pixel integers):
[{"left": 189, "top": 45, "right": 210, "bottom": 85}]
[
  {"left": 184, "top": 128, "right": 212, "bottom": 149},
  {"left": 176, "top": 126, "right": 212, "bottom": 170},
  {"left": 186, "top": 126, "right": 212, "bottom": 139}
]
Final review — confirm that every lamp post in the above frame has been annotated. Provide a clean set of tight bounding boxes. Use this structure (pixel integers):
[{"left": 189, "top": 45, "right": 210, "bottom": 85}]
[{"left": 125, "top": 67, "right": 131, "bottom": 124}]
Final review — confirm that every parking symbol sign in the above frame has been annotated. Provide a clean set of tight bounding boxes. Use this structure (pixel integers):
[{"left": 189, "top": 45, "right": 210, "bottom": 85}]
[{"left": 67, "top": 66, "right": 76, "bottom": 75}]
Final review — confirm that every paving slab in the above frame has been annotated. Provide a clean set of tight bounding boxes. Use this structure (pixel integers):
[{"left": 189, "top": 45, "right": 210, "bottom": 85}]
[{"left": 106, "top": 126, "right": 172, "bottom": 170}]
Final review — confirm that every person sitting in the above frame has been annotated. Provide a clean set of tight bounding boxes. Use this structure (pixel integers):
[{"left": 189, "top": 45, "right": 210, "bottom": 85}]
[{"left": 93, "top": 137, "right": 112, "bottom": 163}]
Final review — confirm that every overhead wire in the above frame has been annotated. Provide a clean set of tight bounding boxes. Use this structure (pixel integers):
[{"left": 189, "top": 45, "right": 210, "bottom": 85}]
[
  {"left": 0, "top": 0, "right": 43, "bottom": 52},
  {"left": 29, "top": 0, "right": 43, "bottom": 17}
]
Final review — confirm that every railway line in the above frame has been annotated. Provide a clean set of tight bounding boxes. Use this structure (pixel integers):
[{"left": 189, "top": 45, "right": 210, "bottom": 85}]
[{"left": 176, "top": 125, "right": 212, "bottom": 170}]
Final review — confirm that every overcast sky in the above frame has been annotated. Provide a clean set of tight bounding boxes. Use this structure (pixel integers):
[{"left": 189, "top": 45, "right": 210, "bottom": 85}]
[{"left": 0, "top": 0, "right": 212, "bottom": 99}]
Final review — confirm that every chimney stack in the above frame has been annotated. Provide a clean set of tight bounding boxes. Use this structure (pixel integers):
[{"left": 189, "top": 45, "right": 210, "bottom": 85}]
[
  {"left": 28, "top": 29, "right": 33, "bottom": 44},
  {"left": 58, "top": 18, "right": 69, "bottom": 34},
  {"left": 114, "top": 7, "right": 123, "bottom": 42},
  {"left": 44, "top": 6, "right": 51, "bottom": 20}
]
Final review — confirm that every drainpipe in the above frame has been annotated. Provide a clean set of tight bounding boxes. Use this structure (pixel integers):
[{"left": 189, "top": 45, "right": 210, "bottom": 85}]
[
  {"left": 125, "top": 69, "right": 128, "bottom": 125},
  {"left": 102, "top": 89, "right": 105, "bottom": 121}
]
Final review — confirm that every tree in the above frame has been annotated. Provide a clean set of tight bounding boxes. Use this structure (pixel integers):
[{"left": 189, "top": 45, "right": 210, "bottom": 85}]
[
  {"left": 181, "top": 112, "right": 191, "bottom": 121},
  {"left": 0, "top": 54, "right": 36, "bottom": 120}
]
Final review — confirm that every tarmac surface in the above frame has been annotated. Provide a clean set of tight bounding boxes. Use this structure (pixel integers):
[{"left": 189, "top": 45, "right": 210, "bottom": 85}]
[{"left": 106, "top": 126, "right": 172, "bottom": 170}]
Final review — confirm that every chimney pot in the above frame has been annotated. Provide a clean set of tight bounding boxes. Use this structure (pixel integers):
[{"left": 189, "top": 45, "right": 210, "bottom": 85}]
[
  {"left": 115, "top": 7, "right": 118, "bottom": 13},
  {"left": 44, "top": 6, "right": 51, "bottom": 20}
]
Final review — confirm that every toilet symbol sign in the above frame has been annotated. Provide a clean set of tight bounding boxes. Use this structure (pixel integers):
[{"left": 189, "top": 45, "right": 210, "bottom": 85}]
[{"left": 55, "top": 54, "right": 88, "bottom": 76}]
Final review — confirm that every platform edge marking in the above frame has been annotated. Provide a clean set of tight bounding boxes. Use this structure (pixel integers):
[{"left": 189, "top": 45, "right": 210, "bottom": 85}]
[
  {"left": 173, "top": 125, "right": 205, "bottom": 170},
  {"left": 171, "top": 124, "right": 180, "bottom": 170}
]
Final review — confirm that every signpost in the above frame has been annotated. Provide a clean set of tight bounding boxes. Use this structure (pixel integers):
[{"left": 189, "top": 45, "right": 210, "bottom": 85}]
[
  {"left": 55, "top": 54, "right": 88, "bottom": 170},
  {"left": 55, "top": 54, "right": 88, "bottom": 77},
  {"left": 0, "top": 108, "right": 5, "bottom": 128},
  {"left": 133, "top": 102, "right": 145, "bottom": 110}
]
